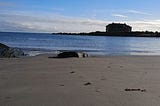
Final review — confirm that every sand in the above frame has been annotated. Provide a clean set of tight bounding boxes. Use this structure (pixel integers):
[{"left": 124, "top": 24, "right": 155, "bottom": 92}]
[{"left": 1, "top": 54, "right": 160, "bottom": 106}]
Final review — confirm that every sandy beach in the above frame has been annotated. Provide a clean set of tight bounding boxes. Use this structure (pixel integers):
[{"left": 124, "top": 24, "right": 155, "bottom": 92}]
[{"left": 1, "top": 54, "right": 160, "bottom": 106}]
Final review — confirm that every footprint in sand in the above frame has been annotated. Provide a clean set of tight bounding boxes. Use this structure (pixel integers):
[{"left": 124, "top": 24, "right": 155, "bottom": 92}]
[
  {"left": 95, "top": 89, "right": 101, "bottom": 93},
  {"left": 101, "top": 76, "right": 106, "bottom": 80},
  {"left": 107, "top": 66, "right": 111, "bottom": 68},
  {"left": 5, "top": 97, "right": 12, "bottom": 100},
  {"left": 120, "top": 66, "right": 124, "bottom": 68}
]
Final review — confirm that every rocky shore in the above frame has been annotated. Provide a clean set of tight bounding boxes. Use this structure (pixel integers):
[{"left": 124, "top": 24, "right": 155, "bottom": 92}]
[{"left": 0, "top": 43, "right": 25, "bottom": 58}]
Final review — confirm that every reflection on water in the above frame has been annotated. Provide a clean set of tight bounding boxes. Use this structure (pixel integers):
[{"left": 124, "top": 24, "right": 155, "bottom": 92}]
[{"left": 0, "top": 32, "right": 160, "bottom": 56}]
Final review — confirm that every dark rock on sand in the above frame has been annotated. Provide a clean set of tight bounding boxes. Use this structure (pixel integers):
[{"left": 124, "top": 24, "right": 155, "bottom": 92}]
[
  {"left": 125, "top": 88, "right": 146, "bottom": 92},
  {"left": 84, "top": 82, "right": 92, "bottom": 86},
  {"left": 0, "top": 43, "right": 25, "bottom": 58},
  {"left": 57, "top": 51, "right": 88, "bottom": 58},
  {"left": 70, "top": 71, "right": 75, "bottom": 74}
]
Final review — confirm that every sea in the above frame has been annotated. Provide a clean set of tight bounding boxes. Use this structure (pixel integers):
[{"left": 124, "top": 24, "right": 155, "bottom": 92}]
[{"left": 0, "top": 32, "right": 160, "bottom": 56}]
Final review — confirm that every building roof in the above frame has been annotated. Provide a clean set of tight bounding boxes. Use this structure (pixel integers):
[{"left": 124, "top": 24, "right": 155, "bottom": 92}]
[{"left": 106, "top": 23, "right": 131, "bottom": 28}]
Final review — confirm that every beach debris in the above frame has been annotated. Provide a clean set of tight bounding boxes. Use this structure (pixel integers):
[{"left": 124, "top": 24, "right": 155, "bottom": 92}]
[
  {"left": 57, "top": 51, "right": 88, "bottom": 58},
  {"left": 84, "top": 82, "right": 92, "bottom": 86},
  {"left": 70, "top": 71, "right": 75, "bottom": 74},
  {"left": 125, "top": 88, "right": 146, "bottom": 92}
]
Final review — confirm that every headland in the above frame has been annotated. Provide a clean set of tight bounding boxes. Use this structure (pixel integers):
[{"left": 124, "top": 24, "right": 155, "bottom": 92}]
[{"left": 53, "top": 23, "right": 160, "bottom": 37}]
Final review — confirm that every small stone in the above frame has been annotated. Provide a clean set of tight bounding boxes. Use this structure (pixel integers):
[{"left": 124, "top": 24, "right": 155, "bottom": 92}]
[
  {"left": 84, "top": 82, "right": 92, "bottom": 86},
  {"left": 70, "top": 71, "right": 75, "bottom": 74},
  {"left": 141, "top": 89, "right": 147, "bottom": 92}
]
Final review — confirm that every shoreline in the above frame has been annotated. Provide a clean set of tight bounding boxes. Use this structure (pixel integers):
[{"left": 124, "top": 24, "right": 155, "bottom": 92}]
[
  {"left": 23, "top": 51, "right": 160, "bottom": 57},
  {"left": 3, "top": 45, "right": 160, "bottom": 57},
  {"left": 18, "top": 47, "right": 160, "bottom": 57}
]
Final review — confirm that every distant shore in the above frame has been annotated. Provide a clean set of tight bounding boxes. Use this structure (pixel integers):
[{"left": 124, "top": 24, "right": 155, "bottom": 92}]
[{"left": 52, "top": 31, "right": 160, "bottom": 37}]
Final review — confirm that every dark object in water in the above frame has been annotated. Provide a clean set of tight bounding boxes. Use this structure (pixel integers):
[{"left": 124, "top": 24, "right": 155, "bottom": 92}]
[
  {"left": 125, "top": 88, "right": 146, "bottom": 92},
  {"left": 57, "top": 51, "right": 88, "bottom": 58},
  {"left": 84, "top": 82, "right": 92, "bottom": 86}
]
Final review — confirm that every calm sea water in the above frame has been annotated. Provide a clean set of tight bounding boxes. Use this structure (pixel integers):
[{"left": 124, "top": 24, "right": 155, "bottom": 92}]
[{"left": 0, "top": 32, "right": 160, "bottom": 56}]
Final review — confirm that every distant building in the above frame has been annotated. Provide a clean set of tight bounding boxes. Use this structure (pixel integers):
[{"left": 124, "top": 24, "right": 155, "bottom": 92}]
[{"left": 106, "top": 23, "right": 132, "bottom": 33}]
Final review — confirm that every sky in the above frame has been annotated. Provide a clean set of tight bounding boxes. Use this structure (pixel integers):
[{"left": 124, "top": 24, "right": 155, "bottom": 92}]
[{"left": 0, "top": 0, "right": 160, "bottom": 33}]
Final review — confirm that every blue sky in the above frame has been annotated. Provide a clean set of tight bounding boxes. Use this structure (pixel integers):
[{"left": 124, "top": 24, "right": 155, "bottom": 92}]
[{"left": 0, "top": 0, "right": 160, "bottom": 32}]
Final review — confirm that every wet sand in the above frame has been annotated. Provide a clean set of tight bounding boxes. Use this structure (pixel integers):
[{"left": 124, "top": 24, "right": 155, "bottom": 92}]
[{"left": 1, "top": 54, "right": 160, "bottom": 106}]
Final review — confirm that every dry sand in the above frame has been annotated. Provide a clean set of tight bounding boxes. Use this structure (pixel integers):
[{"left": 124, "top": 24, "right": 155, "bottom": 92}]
[{"left": 1, "top": 54, "right": 160, "bottom": 106}]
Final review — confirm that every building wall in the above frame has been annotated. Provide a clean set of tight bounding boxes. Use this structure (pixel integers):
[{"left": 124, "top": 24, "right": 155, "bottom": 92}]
[{"left": 106, "top": 23, "right": 132, "bottom": 33}]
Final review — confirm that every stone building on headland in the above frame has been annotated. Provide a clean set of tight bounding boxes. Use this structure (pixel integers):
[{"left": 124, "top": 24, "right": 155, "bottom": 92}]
[{"left": 106, "top": 23, "right": 132, "bottom": 33}]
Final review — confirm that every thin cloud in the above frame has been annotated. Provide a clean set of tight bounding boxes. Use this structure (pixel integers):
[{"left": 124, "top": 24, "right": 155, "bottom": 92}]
[
  {"left": 127, "top": 10, "right": 152, "bottom": 15},
  {"left": 0, "top": 12, "right": 160, "bottom": 33},
  {"left": 112, "top": 14, "right": 128, "bottom": 18},
  {"left": 0, "top": 13, "right": 107, "bottom": 33}
]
